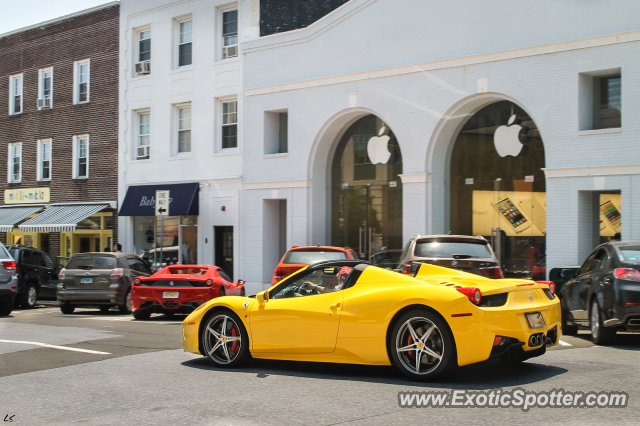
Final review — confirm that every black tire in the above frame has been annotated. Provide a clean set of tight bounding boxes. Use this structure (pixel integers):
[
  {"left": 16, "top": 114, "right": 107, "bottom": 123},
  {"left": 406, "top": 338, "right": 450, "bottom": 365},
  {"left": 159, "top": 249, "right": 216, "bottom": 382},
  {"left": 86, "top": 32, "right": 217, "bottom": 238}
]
[
  {"left": 561, "top": 301, "right": 578, "bottom": 336},
  {"left": 590, "top": 299, "right": 616, "bottom": 345},
  {"left": 60, "top": 303, "right": 75, "bottom": 314},
  {"left": 99, "top": 306, "right": 111, "bottom": 314},
  {"left": 201, "top": 309, "right": 251, "bottom": 368},
  {"left": 389, "top": 309, "right": 456, "bottom": 381},
  {"left": 240, "top": 288, "right": 245, "bottom": 297},
  {"left": 18, "top": 283, "right": 38, "bottom": 309},
  {"left": 164, "top": 311, "right": 175, "bottom": 317},
  {"left": 219, "top": 287, "right": 226, "bottom": 297},
  {"left": 0, "top": 298, "right": 12, "bottom": 316},
  {"left": 133, "top": 309, "right": 151, "bottom": 320},
  {"left": 119, "top": 290, "right": 132, "bottom": 314}
]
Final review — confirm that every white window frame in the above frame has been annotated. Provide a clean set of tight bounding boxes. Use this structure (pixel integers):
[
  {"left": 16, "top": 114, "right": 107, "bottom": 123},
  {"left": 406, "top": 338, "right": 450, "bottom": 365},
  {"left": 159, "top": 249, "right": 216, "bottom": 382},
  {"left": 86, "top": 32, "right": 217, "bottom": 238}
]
[
  {"left": 176, "top": 104, "right": 192, "bottom": 155},
  {"left": 138, "top": 29, "right": 151, "bottom": 63},
  {"left": 221, "top": 8, "right": 238, "bottom": 60},
  {"left": 73, "top": 59, "right": 91, "bottom": 104},
  {"left": 72, "top": 134, "right": 90, "bottom": 179},
  {"left": 7, "top": 142, "right": 22, "bottom": 183},
  {"left": 220, "top": 98, "right": 238, "bottom": 151},
  {"left": 137, "top": 110, "right": 151, "bottom": 160},
  {"left": 37, "top": 139, "right": 52, "bottom": 181},
  {"left": 177, "top": 18, "right": 193, "bottom": 68},
  {"left": 9, "top": 74, "right": 23, "bottom": 115},
  {"left": 38, "top": 67, "right": 54, "bottom": 108}
]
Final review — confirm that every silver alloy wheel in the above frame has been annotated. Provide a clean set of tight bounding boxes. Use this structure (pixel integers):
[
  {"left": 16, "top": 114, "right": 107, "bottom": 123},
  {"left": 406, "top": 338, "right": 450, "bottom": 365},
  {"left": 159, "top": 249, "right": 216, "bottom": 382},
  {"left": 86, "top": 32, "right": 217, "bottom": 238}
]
[
  {"left": 203, "top": 314, "right": 242, "bottom": 364},
  {"left": 396, "top": 317, "right": 444, "bottom": 375},
  {"left": 591, "top": 300, "right": 600, "bottom": 339},
  {"left": 27, "top": 286, "right": 37, "bottom": 306}
]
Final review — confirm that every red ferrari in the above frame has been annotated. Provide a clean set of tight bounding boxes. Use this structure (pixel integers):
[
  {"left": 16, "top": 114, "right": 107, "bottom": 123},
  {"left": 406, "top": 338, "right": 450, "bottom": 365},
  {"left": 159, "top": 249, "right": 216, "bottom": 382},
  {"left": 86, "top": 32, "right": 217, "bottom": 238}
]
[{"left": 131, "top": 265, "right": 245, "bottom": 319}]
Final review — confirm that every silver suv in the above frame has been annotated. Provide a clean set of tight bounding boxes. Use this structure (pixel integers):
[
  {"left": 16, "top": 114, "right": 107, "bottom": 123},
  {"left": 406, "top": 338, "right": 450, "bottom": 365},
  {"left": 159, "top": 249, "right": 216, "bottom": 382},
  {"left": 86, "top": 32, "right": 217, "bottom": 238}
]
[
  {"left": 398, "top": 235, "right": 503, "bottom": 279},
  {"left": 0, "top": 242, "right": 19, "bottom": 316}
]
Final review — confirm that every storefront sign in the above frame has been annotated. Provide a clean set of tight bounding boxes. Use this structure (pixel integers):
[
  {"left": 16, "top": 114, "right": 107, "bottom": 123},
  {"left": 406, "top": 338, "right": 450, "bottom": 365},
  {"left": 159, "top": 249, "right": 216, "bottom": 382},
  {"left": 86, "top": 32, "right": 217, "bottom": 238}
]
[
  {"left": 118, "top": 183, "right": 199, "bottom": 216},
  {"left": 4, "top": 188, "right": 50, "bottom": 204}
]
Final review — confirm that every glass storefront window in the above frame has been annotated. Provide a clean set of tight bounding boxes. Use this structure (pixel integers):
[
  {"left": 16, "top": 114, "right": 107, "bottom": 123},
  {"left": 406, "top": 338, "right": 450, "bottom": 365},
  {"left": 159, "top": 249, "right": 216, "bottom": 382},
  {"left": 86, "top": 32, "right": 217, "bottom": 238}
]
[
  {"left": 331, "top": 115, "right": 403, "bottom": 267},
  {"left": 133, "top": 215, "right": 197, "bottom": 268},
  {"left": 77, "top": 216, "right": 101, "bottom": 230},
  {"left": 449, "top": 101, "right": 545, "bottom": 279}
]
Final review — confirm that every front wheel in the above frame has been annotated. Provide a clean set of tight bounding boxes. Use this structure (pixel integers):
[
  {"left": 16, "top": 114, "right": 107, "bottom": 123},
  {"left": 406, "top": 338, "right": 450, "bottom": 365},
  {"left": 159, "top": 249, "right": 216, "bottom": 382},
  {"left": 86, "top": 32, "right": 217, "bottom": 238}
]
[
  {"left": 590, "top": 299, "right": 615, "bottom": 345},
  {"left": 201, "top": 310, "right": 251, "bottom": 368},
  {"left": 19, "top": 284, "right": 38, "bottom": 309},
  {"left": 389, "top": 309, "right": 456, "bottom": 381}
]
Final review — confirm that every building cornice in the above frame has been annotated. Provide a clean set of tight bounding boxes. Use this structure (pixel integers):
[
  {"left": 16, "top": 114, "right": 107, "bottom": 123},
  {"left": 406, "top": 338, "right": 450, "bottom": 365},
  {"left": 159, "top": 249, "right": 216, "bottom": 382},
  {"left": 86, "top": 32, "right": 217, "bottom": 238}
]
[
  {"left": 244, "top": 180, "right": 311, "bottom": 190},
  {"left": 0, "top": 1, "right": 119, "bottom": 39},
  {"left": 245, "top": 29, "right": 640, "bottom": 97},
  {"left": 543, "top": 164, "right": 640, "bottom": 178}
]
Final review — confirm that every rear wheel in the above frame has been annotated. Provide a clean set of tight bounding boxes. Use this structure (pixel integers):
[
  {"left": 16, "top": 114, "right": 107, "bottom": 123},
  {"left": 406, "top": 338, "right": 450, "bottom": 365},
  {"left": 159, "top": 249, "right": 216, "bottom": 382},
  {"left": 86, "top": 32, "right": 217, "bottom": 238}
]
[
  {"left": 18, "top": 284, "right": 38, "bottom": 309},
  {"left": 0, "top": 298, "right": 12, "bottom": 316},
  {"left": 99, "top": 306, "right": 111, "bottom": 314},
  {"left": 389, "top": 309, "right": 456, "bottom": 381},
  {"left": 133, "top": 309, "right": 151, "bottom": 320},
  {"left": 219, "top": 287, "right": 226, "bottom": 297},
  {"left": 201, "top": 310, "right": 251, "bottom": 368},
  {"left": 60, "top": 303, "right": 75, "bottom": 315},
  {"left": 119, "top": 290, "right": 132, "bottom": 314},
  {"left": 240, "top": 288, "right": 245, "bottom": 297},
  {"left": 590, "top": 300, "right": 615, "bottom": 345}
]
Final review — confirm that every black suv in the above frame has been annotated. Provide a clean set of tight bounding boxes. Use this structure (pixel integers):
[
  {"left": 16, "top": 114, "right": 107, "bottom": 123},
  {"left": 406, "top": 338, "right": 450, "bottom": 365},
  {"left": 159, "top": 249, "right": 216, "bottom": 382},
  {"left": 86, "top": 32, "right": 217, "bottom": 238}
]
[{"left": 6, "top": 245, "right": 60, "bottom": 309}]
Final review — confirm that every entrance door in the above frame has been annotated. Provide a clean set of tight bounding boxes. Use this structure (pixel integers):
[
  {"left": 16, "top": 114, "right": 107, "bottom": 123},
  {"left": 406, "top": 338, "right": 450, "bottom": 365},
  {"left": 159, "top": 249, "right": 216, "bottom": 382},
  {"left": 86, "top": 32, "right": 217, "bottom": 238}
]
[{"left": 215, "top": 226, "right": 233, "bottom": 280}]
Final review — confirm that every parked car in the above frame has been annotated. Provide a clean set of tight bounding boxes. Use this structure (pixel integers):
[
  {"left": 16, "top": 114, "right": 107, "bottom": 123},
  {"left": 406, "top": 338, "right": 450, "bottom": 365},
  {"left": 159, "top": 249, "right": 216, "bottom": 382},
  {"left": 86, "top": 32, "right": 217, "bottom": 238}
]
[
  {"left": 272, "top": 245, "right": 358, "bottom": 285},
  {"left": 131, "top": 264, "right": 245, "bottom": 319},
  {"left": 397, "top": 235, "right": 503, "bottom": 278},
  {"left": 559, "top": 241, "right": 640, "bottom": 344},
  {"left": 0, "top": 242, "right": 18, "bottom": 316},
  {"left": 57, "top": 252, "right": 151, "bottom": 314},
  {"left": 6, "top": 244, "right": 60, "bottom": 309}
]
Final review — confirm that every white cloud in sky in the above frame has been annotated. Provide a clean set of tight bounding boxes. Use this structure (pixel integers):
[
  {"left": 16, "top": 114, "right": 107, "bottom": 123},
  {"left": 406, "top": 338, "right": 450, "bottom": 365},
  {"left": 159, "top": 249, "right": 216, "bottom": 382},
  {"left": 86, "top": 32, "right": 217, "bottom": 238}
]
[{"left": 0, "top": 0, "right": 118, "bottom": 35}]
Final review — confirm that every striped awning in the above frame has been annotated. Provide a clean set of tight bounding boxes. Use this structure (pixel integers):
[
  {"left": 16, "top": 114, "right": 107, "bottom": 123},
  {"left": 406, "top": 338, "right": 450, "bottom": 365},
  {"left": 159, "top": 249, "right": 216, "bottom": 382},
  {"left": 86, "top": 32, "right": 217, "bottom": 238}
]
[
  {"left": 18, "top": 204, "right": 109, "bottom": 232},
  {"left": 0, "top": 206, "right": 45, "bottom": 232}
]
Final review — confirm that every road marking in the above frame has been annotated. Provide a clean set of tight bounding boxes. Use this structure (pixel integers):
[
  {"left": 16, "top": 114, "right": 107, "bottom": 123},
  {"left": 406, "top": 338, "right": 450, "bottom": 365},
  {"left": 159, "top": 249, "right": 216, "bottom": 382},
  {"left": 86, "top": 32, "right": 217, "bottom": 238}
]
[
  {"left": 0, "top": 339, "right": 111, "bottom": 355},
  {"left": 558, "top": 340, "right": 573, "bottom": 346}
]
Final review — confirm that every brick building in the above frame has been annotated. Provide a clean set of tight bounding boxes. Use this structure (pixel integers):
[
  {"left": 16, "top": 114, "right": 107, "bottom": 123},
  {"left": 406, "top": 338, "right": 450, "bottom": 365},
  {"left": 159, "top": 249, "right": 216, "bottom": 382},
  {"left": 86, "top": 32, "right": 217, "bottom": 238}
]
[{"left": 0, "top": 2, "right": 119, "bottom": 261}]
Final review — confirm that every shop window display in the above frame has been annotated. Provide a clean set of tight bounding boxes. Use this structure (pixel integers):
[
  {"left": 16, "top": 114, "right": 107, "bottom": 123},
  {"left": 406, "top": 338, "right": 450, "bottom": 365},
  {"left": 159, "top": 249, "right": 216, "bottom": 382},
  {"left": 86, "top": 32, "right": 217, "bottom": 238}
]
[{"left": 133, "top": 215, "right": 198, "bottom": 268}]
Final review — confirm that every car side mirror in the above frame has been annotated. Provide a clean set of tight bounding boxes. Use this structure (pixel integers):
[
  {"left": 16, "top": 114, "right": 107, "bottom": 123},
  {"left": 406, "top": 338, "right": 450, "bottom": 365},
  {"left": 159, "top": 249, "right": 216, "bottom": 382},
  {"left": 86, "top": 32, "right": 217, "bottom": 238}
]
[
  {"left": 560, "top": 269, "right": 576, "bottom": 279},
  {"left": 237, "top": 279, "right": 245, "bottom": 285},
  {"left": 257, "top": 290, "right": 269, "bottom": 304}
]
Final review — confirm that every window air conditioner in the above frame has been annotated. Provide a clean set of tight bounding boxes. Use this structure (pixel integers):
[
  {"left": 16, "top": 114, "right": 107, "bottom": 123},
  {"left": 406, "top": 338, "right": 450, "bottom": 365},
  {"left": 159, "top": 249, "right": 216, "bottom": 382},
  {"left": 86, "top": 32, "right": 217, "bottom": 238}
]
[
  {"left": 137, "top": 145, "right": 150, "bottom": 159},
  {"left": 38, "top": 98, "right": 51, "bottom": 109},
  {"left": 135, "top": 61, "right": 151, "bottom": 74}
]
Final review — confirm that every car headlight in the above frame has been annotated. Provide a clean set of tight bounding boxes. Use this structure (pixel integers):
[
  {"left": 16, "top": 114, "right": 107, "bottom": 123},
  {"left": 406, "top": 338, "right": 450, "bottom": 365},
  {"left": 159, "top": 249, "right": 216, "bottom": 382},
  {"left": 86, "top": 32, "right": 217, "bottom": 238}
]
[{"left": 525, "top": 312, "right": 546, "bottom": 329}]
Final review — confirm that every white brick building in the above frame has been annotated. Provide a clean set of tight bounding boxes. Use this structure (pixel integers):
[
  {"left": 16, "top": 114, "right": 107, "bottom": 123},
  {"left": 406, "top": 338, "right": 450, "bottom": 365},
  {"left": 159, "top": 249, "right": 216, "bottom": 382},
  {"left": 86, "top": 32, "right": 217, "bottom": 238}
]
[{"left": 239, "top": 0, "right": 640, "bottom": 292}]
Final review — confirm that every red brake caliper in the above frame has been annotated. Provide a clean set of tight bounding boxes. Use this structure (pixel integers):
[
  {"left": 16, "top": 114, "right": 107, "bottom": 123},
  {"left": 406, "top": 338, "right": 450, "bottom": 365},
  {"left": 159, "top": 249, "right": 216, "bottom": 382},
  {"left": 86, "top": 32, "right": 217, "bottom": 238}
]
[
  {"left": 231, "top": 326, "right": 240, "bottom": 354},
  {"left": 407, "top": 335, "right": 415, "bottom": 359}
]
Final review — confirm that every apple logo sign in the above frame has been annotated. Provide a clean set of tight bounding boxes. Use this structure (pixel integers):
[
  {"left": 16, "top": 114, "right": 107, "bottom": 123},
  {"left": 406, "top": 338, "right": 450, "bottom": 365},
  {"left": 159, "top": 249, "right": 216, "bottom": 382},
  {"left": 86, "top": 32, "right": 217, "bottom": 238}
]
[
  {"left": 367, "top": 126, "right": 392, "bottom": 164},
  {"left": 493, "top": 114, "right": 524, "bottom": 157}
]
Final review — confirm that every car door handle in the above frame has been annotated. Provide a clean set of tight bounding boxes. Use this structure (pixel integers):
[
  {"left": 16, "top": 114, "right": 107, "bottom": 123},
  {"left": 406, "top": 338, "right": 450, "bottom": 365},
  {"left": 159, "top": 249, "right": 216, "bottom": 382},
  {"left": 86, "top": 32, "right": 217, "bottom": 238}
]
[{"left": 330, "top": 303, "right": 341, "bottom": 310}]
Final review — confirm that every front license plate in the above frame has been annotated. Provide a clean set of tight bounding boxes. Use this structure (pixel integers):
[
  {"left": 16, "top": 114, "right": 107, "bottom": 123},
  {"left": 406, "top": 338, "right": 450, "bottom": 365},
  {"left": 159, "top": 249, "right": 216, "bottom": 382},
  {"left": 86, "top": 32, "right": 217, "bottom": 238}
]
[
  {"left": 80, "top": 278, "right": 93, "bottom": 284},
  {"left": 525, "top": 312, "right": 546, "bottom": 329},
  {"left": 163, "top": 291, "right": 179, "bottom": 299}
]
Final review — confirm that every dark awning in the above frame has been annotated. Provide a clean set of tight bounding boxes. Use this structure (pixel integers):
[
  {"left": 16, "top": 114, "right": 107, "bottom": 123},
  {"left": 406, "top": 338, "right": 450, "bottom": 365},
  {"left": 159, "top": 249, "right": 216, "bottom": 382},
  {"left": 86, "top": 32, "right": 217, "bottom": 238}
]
[
  {"left": 0, "top": 205, "right": 46, "bottom": 232},
  {"left": 119, "top": 183, "right": 199, "bottom": 216}
]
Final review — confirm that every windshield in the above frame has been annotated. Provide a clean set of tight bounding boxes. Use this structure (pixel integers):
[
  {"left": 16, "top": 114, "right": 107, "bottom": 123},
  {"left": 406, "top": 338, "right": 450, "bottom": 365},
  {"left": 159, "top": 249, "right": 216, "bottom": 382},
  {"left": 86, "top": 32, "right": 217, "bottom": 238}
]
[
  {"left": 282, "top": 250, "right": 347, "bottom": 265},
  {"left": 66, "top": 256, "right": 117, "bottom": 270},
  {"left": 619, "top": 247, "right": 640, "bottom": 263},
  {"left": 414, "top": 238, "right": 493, "bottom": 259}
]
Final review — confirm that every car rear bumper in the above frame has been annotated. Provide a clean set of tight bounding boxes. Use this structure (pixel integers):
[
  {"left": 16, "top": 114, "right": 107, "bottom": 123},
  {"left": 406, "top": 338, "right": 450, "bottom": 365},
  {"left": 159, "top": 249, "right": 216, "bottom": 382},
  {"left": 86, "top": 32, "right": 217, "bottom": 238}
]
[
  {"left": 57, "top": 289, "right": 126, "bottom": 305},
  {"left": 132, "top": 287, "right": 214, "bottom": 313}
]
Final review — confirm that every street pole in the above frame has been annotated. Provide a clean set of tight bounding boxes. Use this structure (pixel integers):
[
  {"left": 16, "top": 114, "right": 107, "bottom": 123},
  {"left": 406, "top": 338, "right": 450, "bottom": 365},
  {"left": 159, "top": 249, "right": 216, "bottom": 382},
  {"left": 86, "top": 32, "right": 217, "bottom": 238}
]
[{"left": 160, "top": 215, "right": 164, "bottom": 268}]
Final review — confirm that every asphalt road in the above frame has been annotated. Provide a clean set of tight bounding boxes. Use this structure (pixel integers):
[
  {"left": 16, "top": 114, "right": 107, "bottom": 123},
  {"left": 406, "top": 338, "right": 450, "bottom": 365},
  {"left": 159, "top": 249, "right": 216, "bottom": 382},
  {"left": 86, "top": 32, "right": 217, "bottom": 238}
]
[{"left": 1, "top": 305, "right": 639, "bottom": 425}]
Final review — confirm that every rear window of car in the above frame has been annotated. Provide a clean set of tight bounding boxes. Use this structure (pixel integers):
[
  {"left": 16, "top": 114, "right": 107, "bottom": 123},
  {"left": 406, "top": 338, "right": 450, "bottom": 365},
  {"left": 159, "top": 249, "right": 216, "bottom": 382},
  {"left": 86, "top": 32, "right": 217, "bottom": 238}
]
[
  {"left": 8, "top": 248, "right": 18, "bottom": 260},
  {"left": 619, "top": 247, "right": 640, "bottom": 262},
  {"left": 282, "top": 250, "right": 348, "bottom": 265},
  {"left": 66, "top": 255, "right": 117, "bottom": 270},
  {"left": 414, "top": 238, "right": 493, "bottom": 259},
  {"left": 0, "top": 244, "right": 11, "bottom": 259}
]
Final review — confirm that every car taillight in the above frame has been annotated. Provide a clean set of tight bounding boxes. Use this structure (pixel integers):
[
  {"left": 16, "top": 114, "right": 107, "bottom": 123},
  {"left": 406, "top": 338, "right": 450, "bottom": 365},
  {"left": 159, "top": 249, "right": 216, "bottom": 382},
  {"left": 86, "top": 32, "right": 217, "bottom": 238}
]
[
  {"left": 273, "top": 267, "right": 282, "bottom": 281},
  {"left": 110, "top": 268, "right": 124, "bottom": 280},
  {"left": 402, "top": 261, "right": 412, "bottom": 275},
  {"left": 614, "top": 268, "right": 640, "bottom": 282},
  {"left": 536, "top": 280, "right": 556, "bottom": 296},
  {"left": 59, "top": 268, "right": 66, "bottom": 280},
  {"left": 2, "top": 260, "right": 17, "bottom": 274},
  {"left": 206, "top": 279, "right": 213, "bottom": 287},
  {"left": 479, "top": 265, "right": 503, "bottom": 279},
  {"left": 133, "top": 278, "right": 141, "bottom": 285},
  {"left": 456, "top": 287, "right": 482, "bottom": 305}
]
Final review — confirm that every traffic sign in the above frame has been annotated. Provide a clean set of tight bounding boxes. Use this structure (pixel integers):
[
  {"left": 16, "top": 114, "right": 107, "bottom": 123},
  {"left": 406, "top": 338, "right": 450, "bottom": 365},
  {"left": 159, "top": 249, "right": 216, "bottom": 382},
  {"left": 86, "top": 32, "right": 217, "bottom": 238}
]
[{"left": 155, "top": 190, "right": 169, "bottom": 216}]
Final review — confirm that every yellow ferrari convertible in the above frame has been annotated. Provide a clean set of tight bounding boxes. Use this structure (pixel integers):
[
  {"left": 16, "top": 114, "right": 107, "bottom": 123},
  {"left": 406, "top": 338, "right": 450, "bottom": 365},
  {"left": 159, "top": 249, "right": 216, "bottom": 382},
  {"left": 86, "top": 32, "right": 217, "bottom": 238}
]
[{"left": 182, "top": 260, "right": 561, "bottom": 381}]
